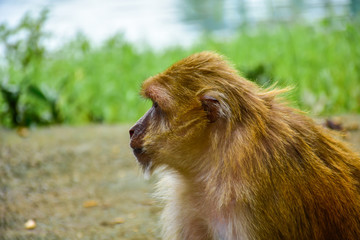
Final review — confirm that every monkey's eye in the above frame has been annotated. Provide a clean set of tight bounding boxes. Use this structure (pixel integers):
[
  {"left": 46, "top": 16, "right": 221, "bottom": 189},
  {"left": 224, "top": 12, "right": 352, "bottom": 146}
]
[{"left": 153, "top": 101, "right": 159, "bottom": 109}]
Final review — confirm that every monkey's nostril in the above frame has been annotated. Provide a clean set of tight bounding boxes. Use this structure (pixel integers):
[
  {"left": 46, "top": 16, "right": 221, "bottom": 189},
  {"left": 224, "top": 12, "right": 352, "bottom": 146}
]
[{"left": 129, "top": 129, "right": 135, "bottom": 138}]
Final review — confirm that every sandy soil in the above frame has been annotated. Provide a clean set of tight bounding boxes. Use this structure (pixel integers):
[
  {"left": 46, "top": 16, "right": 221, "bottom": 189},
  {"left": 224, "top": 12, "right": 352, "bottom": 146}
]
[{"left": 0, "top": 115, "right": 359, "bottom": 240}]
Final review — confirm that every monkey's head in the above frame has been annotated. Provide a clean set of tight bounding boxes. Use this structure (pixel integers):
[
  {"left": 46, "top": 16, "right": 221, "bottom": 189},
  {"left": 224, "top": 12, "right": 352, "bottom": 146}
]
[{"left": 129, "top": 52, "right": 272, "bottom": 176}]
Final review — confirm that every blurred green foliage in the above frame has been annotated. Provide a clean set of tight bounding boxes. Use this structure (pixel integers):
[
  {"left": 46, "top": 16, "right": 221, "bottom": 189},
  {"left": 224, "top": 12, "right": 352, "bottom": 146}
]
[
  {"left": 0, "top": 9, "right": 61, "bottom": 127},
  {"left": 0, "top": 11, "right": 359, "bottom": 127}
]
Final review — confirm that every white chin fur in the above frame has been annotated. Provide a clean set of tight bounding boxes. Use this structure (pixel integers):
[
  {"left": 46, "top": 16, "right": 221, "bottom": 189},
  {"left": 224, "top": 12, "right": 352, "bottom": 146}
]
[{"left": 143, "top": 161, "right": 153, "bottom": 180}]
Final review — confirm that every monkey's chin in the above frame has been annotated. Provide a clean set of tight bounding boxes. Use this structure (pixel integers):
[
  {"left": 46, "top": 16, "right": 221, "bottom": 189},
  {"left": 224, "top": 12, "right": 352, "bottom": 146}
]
[{"left": 132, "top": 149, "right": 153, "bottom": 178}]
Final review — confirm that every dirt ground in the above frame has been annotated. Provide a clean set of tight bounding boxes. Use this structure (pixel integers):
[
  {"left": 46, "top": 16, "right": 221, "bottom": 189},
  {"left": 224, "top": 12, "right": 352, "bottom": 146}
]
[{"left": 1, "top": 115, "right": 360, "bottom": 240}]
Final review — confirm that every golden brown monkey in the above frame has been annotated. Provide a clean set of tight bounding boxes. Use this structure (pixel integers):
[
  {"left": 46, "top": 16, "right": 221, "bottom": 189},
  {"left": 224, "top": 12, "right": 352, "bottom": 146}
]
[{"left": 129, "top": 52, "right": 360, "bottom": 240}]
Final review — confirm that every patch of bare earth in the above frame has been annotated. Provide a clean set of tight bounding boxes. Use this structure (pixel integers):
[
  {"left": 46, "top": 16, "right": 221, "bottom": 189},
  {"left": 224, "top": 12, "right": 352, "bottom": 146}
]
[
  {"left": 0, "top": 115, "right": 359, "bottom": 239},
  {"left": 0, "top": 125, "right": 161, "bottom": 240}
]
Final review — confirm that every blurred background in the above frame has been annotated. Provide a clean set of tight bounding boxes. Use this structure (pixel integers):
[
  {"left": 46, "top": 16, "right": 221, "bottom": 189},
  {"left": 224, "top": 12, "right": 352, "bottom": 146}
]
[
  {"left": 0, "top": 0, "right": 359, "bottom": 127},
  {"left": 1, "top": 1, "right": 360, "bottom": 239}
]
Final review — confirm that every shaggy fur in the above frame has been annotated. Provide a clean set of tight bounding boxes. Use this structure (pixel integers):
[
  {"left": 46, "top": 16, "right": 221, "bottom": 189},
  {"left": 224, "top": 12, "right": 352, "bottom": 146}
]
[{"left": 130, "top": 52, "right": 360, "bottom": 240}]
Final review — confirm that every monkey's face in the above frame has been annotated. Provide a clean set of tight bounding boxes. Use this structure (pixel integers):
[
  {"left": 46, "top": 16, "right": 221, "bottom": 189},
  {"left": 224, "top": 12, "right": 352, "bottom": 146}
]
[
  {"left": 129, "top": 80, "right": 223, "bottom": 175},
  {"left": 129, "top": 52, "right": 258, "bottom": 175}
]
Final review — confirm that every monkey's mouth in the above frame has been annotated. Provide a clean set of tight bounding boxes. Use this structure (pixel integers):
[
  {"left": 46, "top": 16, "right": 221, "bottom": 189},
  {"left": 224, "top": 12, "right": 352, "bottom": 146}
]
[
  {"left": 132, "top": 147, "right": 152, "bottom": 166},
  {"left": 133, "top": 148, "right": 143, "bottom": 155}
]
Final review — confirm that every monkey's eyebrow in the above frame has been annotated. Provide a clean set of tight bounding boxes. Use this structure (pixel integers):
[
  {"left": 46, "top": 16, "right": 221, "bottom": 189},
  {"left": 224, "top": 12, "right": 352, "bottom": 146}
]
[
  {"left": 141, "top": 86, "right": 156, "bottom": 100},
  {"left": 142, "top": 84, "right": 163, "bottom": 100},
  {"left": 141, "top": 85, "right": 172, "bottom": 110}
]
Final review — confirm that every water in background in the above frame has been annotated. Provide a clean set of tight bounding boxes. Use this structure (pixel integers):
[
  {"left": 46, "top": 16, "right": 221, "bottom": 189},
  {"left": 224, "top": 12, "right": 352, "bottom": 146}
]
[{"left": 0, "top": 0, "right": 356, "bottom": 49}]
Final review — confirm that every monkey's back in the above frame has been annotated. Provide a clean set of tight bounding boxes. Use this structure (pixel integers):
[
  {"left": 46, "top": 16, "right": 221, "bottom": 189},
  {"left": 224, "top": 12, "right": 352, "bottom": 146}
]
[{"left": 245, "top": 107, "right": 360, "bottom": 240}]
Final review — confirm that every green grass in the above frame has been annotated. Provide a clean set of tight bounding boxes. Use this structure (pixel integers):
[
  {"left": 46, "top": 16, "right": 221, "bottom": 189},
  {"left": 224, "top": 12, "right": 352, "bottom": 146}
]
[{"left": 1, "top": 19, "right": 360, "bottom": 126}]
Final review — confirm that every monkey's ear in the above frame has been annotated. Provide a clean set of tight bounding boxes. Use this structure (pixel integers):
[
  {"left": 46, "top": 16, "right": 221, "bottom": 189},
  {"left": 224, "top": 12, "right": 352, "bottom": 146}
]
[{"left": 200, "top": 95, "right": 220, "bottom": 123}]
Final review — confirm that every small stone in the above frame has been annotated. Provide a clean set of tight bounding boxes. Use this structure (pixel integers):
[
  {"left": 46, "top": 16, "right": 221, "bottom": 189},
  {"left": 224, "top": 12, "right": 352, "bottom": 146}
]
[{"left": 24, "top": 219, "right": 36, "bottom": 230}]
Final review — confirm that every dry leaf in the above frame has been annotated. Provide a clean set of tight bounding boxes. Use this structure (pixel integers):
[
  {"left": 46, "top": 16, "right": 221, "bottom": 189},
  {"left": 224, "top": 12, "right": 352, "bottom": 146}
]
[
  {"left": 345, "top": 122, "right": 359, "bottom": 131},
  {"left": 17, "top": 127, "right": 29, "bottom": 138},
  {"left": 100, "top": 217, "right": 125, "bottom": 226},
  {"left": 111, "top": 217, "right": 125, "bottom": 224},
  {"left": 24, "top": 219, "right": 36, "bottom": 230},
  {"left": 83, "top": 200, "right": 99, "bottom": 208}
]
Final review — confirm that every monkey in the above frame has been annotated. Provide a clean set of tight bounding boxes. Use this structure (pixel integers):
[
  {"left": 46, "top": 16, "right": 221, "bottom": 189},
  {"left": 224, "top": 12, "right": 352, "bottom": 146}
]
[{"left": 129, "top": 51, "right": 360, "bottom": 240}]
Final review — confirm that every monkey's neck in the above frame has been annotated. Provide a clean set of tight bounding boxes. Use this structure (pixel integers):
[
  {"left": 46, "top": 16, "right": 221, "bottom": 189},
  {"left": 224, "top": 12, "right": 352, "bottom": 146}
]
[{"left": 179, "top": 148, "right": 251, "bottom": 209}]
